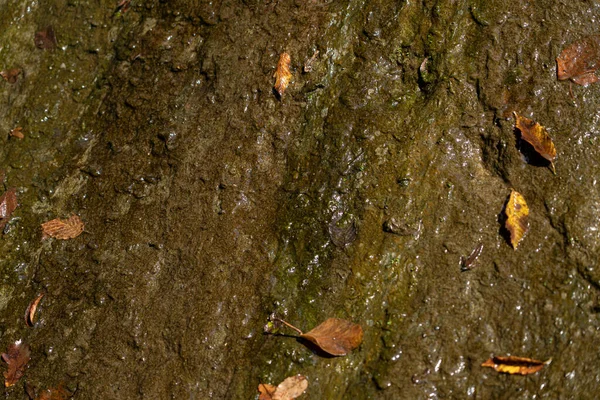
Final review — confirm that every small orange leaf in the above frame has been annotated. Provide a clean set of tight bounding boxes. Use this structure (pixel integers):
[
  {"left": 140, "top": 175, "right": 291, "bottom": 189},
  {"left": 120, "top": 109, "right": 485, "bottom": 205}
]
[
  {"left": 514, "top": 113, "right": 557, "bottom": 173},
  {"left": 258, "top": 375, "right": 308, "bottom": 400},
  {"left": 9, "top": 127, "right": 24, "bottom": 140},
  {"left": 556, "top": 35, "right": 600, "bottom": 86},
  {"left": 2, "top": 341, "right": 30, "bottom": 387},
  {"left": 0, "top": 68, "right": 21, "bottom": 84},
  {"left": 504, "top": 189, "right": 529, "bottom": 250},
  {"left": 273, "top": 52, "right": 292, "bottom": 98},
  {"left": 41, "top": 215, "right": 84, "bottom": 240},
  {"left": 482, "top": 355, "right": 550, "bottom": 375},
  {"left": 25, "top": 293, "right": 45, "bottom": 327},
  {"left": 300, "top": 318, "right": 363, "bottom": 356}
]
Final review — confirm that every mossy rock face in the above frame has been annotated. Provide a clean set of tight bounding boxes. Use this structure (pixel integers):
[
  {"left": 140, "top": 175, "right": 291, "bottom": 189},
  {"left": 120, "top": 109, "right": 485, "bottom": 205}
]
[{"left": 1, "top": 1, "right": 599, "bottom": 399}]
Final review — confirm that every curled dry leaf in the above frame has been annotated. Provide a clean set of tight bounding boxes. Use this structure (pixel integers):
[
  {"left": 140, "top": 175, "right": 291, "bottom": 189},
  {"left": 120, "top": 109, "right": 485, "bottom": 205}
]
[
  {"left": 25, "top": 293, "right": 45, "bottom": 327},
  {"left": 41, "top": 215, "right": 84, "bottom": 240},
  {"left": 556, "top": 35, "right": 600, "bottom": 86},
  {"left": 273, "top": 52, "right": 292, "bottom": 98},
  {"left": 461, "top": 242, "right": 483, "bottom": 271},
  {"left": 482, "top": 355, "right": 551, "bottom": 375},
  {"left": 0, "top": 68, "right": 21, "bottom": 84},
  {"left": 2, "top": 341, "right": 31, "bottom": 387},
  {"left": 514, "top": 112, "right": 557, "bottom": 173},
  {"left": 504, "top": 190, "right": 529, "bottom": 250},
  {"left": 258, "top": 375, "right": 308, "bottom": 400},
  {"left": 34, "top": 26, "right": 57, "bottom": 50},
  {"left": 0, "top": 188, "right": 18, "bottom": 230},
  {"left": 300, "top": 318, "right": 363, "bottom": 356},
  {"left": 9, "top": 127, "right": 24, "bottom": 140}
]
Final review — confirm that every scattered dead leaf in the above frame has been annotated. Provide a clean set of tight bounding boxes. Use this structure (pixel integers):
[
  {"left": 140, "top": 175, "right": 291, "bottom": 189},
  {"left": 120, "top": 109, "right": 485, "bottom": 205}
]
[
  {"left": 41, "top": 215, "right": 84, "bottom": 240},
  {"left": 273, "top": 52, "right": 292, "bottom": 99},
  {"left": 36, "top": 383, "right": 70, "bottom": 400},
  {"left": 9, "top": 127, "right": 24, "bottom": 140},
  {"left": 35, "top": 26, "right": 57, "bottom": 50},
  {"left": 25, "top": 293, "right": 45, "bottom": 327},
  {"left": 300, "top": 318, "right": 363, "bottom": 356},
  {"left": 258, "top": 375, "right": 308, "bottom": 400},
  {"left": 461, "top": 242, "right": 483, "bottom": 271},
  {"left": 504, "top": 189, "right": 529, "bottom": 250},
  {"left": 116, "top": 0, "right": 131, "bottom": 13},
  {"left": 514, "top": 112, "right": 557, "bottom": 173},
  {"left": 557, "top": 35, "right": 600, "bottom": 86},
  {"left": 482, "top": 355, "right": 551, "bottom": 375},
  {"left": 0, "top": 68, "right": 21, "bottom": 84},
  {"left": 0, "top": 188, "right": 18, "bottom": 231},
  {"left": 303, "top": 50, "right": 319, "bottom": 73},
  {"left": 2, "top": 341, "right": 31, "bottom": 387}
]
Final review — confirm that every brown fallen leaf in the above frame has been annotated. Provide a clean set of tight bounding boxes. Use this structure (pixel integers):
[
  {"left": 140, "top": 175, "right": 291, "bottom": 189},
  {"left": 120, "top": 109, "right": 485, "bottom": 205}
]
[
  {"left": 41, "top": 215, "right": 84, "bottom": 240},
  {"left": 25, "top": 293, "right": 45, "bottom": 327},
  {"left": 2, "top": 341, "right": 31, "bottom": 387},
  {"left": 268, "top": 315, "right": 363, "bottom": 356},
  {"left": 556, "top": 35, "right": 600, "bottom": 86},
  {"left": 36, "top": 383, "right": 70, "bottom": 400},
  {"left": 482, "top": 355, "right": 551, "bottom": 375},
  {"left": 504, "top": 189, "right": 529, "bottom": 250},
  {"left": 514, "top": 112, "right": 557, "bottom": 174},
  {"left": 273, "top": 52, "right": 292, "bottom": 98},
  {"left": 0, "top": 68, "right": 21, "bottom": 84},
  {"left": 35, "top": 26, "right": 57, "bottom": 50},
  {"left": 258, "top": 375, "right": 308, "bottom": 400},
  {"left": 0, "top": 188, "right": 18, "bottom": 231},
  {"left": 9, "top": 127, "right": 24, "bottom": 140}
]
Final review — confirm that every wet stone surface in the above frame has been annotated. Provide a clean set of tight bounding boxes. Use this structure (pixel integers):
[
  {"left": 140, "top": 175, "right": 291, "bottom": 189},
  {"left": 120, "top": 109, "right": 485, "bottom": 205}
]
[{"left": 0, "top": 0, "right": 600, "bottom": 399}]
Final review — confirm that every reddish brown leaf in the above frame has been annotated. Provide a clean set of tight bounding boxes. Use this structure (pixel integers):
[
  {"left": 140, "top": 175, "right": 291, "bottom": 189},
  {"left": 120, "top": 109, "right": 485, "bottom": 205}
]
[
  {"left": 273, "top": 52, "right": 292, "bottom": 98},
  {"left": 482, "top": 355, "right": 550, "bottom": 375},
  {"left": 9, "top": 127, "right": 24, "bottom": 140},
  {"left": 300, "top": 318, "right": 363, "bottom": 356},
  {"left": 2, "top": 341, "right": 31, "bottom": 387},
  {"left": 258, "top": 375, "right": 308, "bottom": 400},
  {"left": 25, "top": 293, "right": 45, "bottom": 327},
  {"left": 36, "top": 384, "right": 70, "bottom": 400},
  {"left": 0, "top": 188, "right": 18, "bottom": 230},
  {"left": 0, "top": 68, "right": 21, "bottom": 84},
  {"left": 556, "top": 35, "right": 600, "bottom": 86},
  {"left": 35, "top": 26, "right": 57, "bottom": 50},
  {"left": 41, "top": 215, "right": 84, "bottom": 240}
]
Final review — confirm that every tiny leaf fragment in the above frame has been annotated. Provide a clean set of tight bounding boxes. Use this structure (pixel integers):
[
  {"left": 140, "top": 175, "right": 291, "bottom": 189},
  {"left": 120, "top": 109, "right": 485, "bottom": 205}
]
[
  {"left": 2, "top": 341, "right": 31, "bottom": 387},
  {"left": 482, "top": 355, "right": 550, "bottom": 375},
  {"left": 273, "top": 52, "right": 292, "bottom": 98},
  {"left": 504, "top": 190, "right": 529, "bottom": 250},
  {"left": 0, "top": 188, "right": 18, "bottom": 231},
  {"left": 9, "top": 127, "right": 24, "bottom": 140},
  {"left": 514, "top": 112, "right": 557, "bottom": 173},
  {"left": 0, "top": 68, "right": 21, "bottom": 84},
  {"left": 300, "top": 318, "right": 363, "bottom": 356},
  {"left": 41, "top": 215, "right": 84, "bottom": 240},
  {"left": 25, "top": 293, "right": 44, "bottom": 327},
  {"left": 258, "top": 375, "right": 308, "bottom": 400}
]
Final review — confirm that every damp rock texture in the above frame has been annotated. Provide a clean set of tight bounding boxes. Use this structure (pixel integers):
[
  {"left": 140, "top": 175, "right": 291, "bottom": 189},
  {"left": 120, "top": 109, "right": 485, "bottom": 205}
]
[{"left": 1, "top": 0, "right": 599, "bottom": 398}]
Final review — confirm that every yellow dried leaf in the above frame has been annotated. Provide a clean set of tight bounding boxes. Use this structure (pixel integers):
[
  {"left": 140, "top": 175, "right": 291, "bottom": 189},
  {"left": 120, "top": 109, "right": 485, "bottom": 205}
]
[
  {"left": 504, "top": 190, "right": 529, "bottom": 250},
  {"left": 273, "top": 52, "right": 292, "bottom": 98},
  {"left": 514, "top": 112, "right": 557, "bottom": 174},
  {"left": 482, "top": 355, "right": 550, "bottom": 375},
  {"left": 41, "top": 214, "right": 84, "bottom": 240}
]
